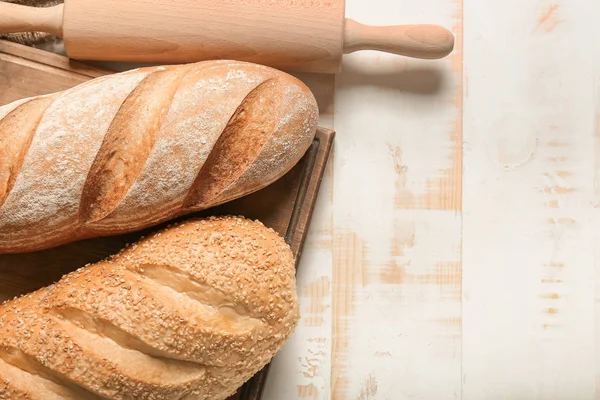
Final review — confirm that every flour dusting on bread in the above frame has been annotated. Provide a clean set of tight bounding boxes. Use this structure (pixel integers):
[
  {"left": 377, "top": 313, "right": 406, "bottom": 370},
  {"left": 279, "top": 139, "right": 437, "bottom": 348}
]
[{"left": 0, "top": 61, "right": 319, "bottom": 253}]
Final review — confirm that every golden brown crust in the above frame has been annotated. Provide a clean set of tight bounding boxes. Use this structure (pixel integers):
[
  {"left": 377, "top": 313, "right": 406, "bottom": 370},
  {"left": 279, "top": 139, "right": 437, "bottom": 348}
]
[
  {"left": 0, "top": 216, "right": 300, "bottom": 400},
  {"left": 80, "top": 67, "right": 185, "bottom": 223},
  {"left": 0, "top": 95, "right": 57, "bottom": 208},
  {"left": 0, "top": 60, "right": 319, "bottom": 254}
]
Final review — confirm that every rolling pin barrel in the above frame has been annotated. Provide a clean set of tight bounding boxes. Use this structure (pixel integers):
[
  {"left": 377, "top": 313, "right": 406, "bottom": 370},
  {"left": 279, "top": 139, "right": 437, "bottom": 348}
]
[{"left": 0, "top": 0, "right": 454, "bottom": 73}]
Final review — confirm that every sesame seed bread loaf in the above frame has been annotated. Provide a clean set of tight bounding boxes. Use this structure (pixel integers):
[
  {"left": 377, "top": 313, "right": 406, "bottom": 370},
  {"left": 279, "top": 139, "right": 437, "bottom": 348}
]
[
  {"left": 0, "top": 60, "right": 318, "bottom": 254},
  {"left": 0, "top": 215, "right": 300, "bottom": 400}
]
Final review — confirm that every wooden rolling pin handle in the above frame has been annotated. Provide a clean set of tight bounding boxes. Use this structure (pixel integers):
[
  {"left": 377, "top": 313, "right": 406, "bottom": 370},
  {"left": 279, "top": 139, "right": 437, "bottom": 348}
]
[
  {"left": 343, "top": 19, "right": 454, "bottom": 59},
  {"left": 0, "top": 3, "right": 63, "bottom": 38}
]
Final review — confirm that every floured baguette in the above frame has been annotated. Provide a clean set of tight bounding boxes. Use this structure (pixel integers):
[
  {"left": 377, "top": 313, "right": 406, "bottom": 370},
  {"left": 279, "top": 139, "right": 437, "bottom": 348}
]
[
  {"left": 0, "top": 60, "right": 318, "bottom": 253},
  {"left": 0, "top": 215, "right": 300, "bottom": 400}
]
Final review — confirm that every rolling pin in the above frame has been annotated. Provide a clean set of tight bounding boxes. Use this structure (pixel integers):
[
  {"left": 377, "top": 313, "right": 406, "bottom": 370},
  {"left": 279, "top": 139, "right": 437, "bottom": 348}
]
[{"left": 0, "top": 0, "right": 455, "bottom": 73}]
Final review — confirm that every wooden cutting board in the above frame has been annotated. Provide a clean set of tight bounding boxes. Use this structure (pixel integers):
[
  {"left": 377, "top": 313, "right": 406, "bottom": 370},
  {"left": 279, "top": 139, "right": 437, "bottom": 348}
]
[{"left": 0, "top": 40, "right": 335, "bottom": 400}]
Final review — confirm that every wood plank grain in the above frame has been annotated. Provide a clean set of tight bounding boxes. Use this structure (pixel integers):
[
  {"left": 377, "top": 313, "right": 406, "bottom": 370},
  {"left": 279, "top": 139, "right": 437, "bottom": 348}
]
[
  {"left": 596, "top": 35, "right": 600, "bottom": 400},
  {"left": 462, "top": 1, "right": 597, "bottom": 399},
  {"left": 0, "top": 40, "right": 108, "bottom": 78},
  {"left": 593, "top": 5, "right": 600, "bottom": 399},
  {"left": 331, "top": 0, "right": 463, "bottom": 398},
  {"left": 0, "top": 41, "right": 109, "bottom": 105}
]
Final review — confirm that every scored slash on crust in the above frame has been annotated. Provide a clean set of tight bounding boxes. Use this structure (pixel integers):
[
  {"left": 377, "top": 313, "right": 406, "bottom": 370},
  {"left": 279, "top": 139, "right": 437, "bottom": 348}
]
[{"left": 0, "top": 61, "right": 318, "bottom": 253}]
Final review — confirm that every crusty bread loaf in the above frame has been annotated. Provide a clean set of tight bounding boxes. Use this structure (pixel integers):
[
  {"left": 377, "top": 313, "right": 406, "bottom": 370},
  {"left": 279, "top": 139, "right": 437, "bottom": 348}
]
[
  {"left": 0, "top": 60, "right": 318, "bottom": 254},
  {"left": 0, "top": 215, "right": 300, "bottom": 400}
]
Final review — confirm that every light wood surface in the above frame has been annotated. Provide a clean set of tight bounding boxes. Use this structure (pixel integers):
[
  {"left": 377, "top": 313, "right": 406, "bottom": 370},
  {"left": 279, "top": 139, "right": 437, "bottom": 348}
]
[
  {"left": 0, "top": 0, "right": 453, "bottom": 73},
  {"left": 462, "top": 0, "right": 597, "bottom": 398},
  {"left": 266, "top": 0, "right": 600, "bottom": 398}
]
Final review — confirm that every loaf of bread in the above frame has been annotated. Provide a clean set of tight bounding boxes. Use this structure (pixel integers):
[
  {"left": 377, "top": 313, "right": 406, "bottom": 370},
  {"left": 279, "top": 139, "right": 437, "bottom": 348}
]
[
  {"left": 0, "top": 60, "right": 318, "bottom": 254},
  {"left": 0, "top": 215, "right": 299, "bottom": 400}
]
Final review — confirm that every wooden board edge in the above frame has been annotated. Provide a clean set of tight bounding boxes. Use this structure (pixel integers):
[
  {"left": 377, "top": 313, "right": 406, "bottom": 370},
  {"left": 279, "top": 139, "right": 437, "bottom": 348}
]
[
  {"left": 287, "top": 128, "right": 335, "bottom": 261},
  {"left": 0, "top": 40, "right": 111, "bottom": 78},
  {"left": 0, "top": 51, "right": 101, "bottom": 85}
]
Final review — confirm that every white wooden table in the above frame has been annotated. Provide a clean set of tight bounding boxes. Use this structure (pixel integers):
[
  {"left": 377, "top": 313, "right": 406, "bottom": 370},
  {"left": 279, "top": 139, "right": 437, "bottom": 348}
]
[{"left": 263, "top": 0, "right": 600, "bottom": 398}]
